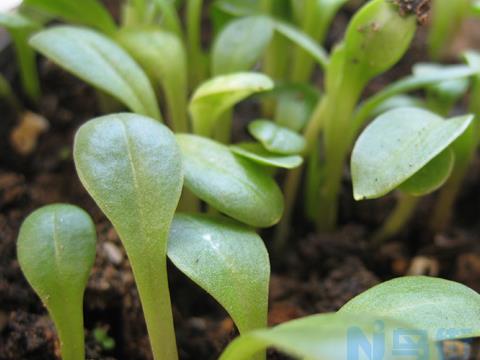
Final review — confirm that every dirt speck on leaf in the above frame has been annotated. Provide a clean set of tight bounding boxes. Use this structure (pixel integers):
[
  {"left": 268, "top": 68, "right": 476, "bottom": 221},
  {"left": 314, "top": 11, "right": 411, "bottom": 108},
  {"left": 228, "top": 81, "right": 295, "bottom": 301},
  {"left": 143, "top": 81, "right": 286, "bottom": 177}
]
[{"left": 392, "top": 0, "right": 431, "bottom": 25}]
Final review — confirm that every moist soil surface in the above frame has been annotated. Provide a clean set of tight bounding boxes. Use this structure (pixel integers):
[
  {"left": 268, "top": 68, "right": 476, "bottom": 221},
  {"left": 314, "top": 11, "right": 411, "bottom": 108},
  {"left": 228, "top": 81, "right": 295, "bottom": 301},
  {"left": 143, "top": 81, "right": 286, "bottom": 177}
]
[{"left": 2, "top": 7, "right": 480, "bottom": 360}]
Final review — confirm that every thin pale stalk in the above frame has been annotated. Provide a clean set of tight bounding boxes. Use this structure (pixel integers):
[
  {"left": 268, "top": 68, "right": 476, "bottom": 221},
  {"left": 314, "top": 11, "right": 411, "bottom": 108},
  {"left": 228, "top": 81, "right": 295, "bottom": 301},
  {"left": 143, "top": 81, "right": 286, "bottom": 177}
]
[
  {"left": 186, "top": 0, "right": 205, "bottom": 88},
  {"left": 48, "top": 296, "right": 85, "bottom": 360},
  {"left": 131, "top": 257, "right": 178, "bottom": 360},
  {"left": 372, "top": 193, "right": 419, "bottom": 246}
]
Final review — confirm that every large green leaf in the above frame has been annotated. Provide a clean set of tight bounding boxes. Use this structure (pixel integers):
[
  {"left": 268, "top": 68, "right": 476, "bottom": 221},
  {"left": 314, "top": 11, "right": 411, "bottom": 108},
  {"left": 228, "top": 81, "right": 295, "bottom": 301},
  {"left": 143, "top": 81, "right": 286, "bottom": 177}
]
[
  {"left": 212, "top": 15, "right": 274, "bottom": 75},
  {"left": 231, "top": 142, "right": 303, "bottom": 169},
  {"left": 73, "top": 113, "right": 182, "bottom": 359},
  {"left": 168, "top": 213, "right": 270, "bottom": 333},
  {"left": 219, "top": 313, "right": 415, "bottom": 360},
  {"left": 30, "top": 26, "right": 161, "bottom": 120},
  {"left": 340, "top": 276, "right": 480, "bottom": 341},
  {"left": 220, "top": 276, "right": 480, "bottom": 360},
  {"left": 117, "top": 28, "right": 188, "bottom": 131},
  {"left": 248, "top": 119, "right": 306, "bottom": 155},
  {"left": 24, "top": 0, "right": 116, "bottom": 34},
  {"left": 351, "top": 108, "right": 474, "bottom": 200},
  {"left": 189, "top": 72, "right": 274, "bottom": 137},
  {"left": 176, "top": 134, "right": 283, "bottom": 227},
  {"left": 17, "top": 204, "right": 96, "bottom": 360}
]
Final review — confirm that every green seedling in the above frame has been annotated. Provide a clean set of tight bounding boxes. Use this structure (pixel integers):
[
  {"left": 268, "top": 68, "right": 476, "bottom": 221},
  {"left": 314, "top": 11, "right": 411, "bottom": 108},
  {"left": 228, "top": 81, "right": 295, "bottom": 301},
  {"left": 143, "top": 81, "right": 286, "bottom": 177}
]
[
  {"left": 73, "top": 113, "right": 183, "bottom": 360},
  {"left": 220, "top": 276, "right": 480, "bottom": 360},
  {"left": 176, "top": 134, "right": 284, "bottom": 227},
  {"left": 0, "top": 11, "right": 41, "bottom": 101},
  {"left": 276, "top": 0, "right": 419, "bottom": 246},
  {"left": 93, "top": 327, "right": 115, "bottom": 351},
  {"left": 72, "top": 113, "right": 275, "bottom": 360},
  {"left": 29, "top": 26, "right": 161, "bottom": 120},
  {"left": 17, "top": 204, "right": 96, "bottom": 360},
  {"left": 351, "top": 107, "right": 474, "bottom": 243}
]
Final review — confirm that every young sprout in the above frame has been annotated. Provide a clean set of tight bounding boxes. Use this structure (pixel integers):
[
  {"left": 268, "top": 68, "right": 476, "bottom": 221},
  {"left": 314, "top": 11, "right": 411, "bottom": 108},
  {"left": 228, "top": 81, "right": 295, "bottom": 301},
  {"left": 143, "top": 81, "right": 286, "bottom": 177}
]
[
  {"left": 220, "top": 276, "right": 480, "bottom": 360},
  {"left": 17, "top": 204, "right": 96, "bottom": 360},
  {"left": 351, "top": 107, "right": 474, "bottom": 243},
  {"left": 276, "top": 0, "right": 419, "bottom": 245},
  {"left": 74, "top": 113, "right": 183, "bottom": 360}
]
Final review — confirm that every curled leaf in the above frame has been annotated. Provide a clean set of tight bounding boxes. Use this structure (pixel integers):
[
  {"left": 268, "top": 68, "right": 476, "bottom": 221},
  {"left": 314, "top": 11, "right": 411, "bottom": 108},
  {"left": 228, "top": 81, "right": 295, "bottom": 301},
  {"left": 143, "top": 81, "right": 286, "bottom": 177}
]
[
  {"left": 189, "top": 72, "right": 274, "bottom": 137},
  {"left": 231, "top": 142, "right": 303, "bottom": 169},
  {"left": 248, "top": 119, "right": 306, "bottom": 155}
]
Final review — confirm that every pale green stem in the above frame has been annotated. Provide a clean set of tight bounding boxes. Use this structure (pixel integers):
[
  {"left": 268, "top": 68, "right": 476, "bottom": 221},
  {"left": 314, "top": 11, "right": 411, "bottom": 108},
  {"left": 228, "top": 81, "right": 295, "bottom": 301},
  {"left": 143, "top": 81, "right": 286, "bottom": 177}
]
[
  {"left": 187, "top": 0, "right": 205, "bottom": 88},
  {"left": 48, "top": 296, "right": 85, "bottom": 360},
  {"left": 372, "top": 193, "right": 419, "bottom": 246},
  {"left": 131, "top": 257, "right": 178, "bottom": 360},
  {"left": 273, "top": 98, "right": 327, "bottom": 250},
  {"left": 273, "top": 166, "right": 302, "bottom": 253},
  {"left": 164, "top": 84, "right": 189, "bottom": 133}
]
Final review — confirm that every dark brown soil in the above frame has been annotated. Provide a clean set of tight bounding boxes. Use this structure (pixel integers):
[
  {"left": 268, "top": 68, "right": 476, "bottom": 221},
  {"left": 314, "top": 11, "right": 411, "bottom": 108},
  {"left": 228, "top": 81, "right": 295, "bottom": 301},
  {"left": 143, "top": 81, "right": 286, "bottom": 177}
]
[{"left": 2, "top": 6, "right": 480, "bottom": 360}]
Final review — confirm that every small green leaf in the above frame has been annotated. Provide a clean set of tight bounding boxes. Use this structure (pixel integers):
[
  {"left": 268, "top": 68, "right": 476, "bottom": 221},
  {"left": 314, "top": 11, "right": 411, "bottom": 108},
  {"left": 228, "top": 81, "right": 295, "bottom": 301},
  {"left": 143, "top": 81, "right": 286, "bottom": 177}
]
[
  {"left": 340, "top": 276, "right": 480, "bottom": 341},
  {"left": 24, "top": 0, "right": 116, "bottom": 34},
  {"left": 189, "top": 72, "right": 274, "bottom": 137},
  {"left": 231, "top": 142, "right": 303, "bottom": 169},
  {"left": 248, "top": 119, "right": 306, "bottom": 155},
  {"left": 117, "top": 28, "right": 188, "bottom": 131},
  {"left": 30, "top": 26, "right": 161, "bottom": 120},
  {"left": 212, "top": 15, "right": 274, "bottom": 75},
  {"left": 219, "top": 313, "right": 411, "bottom": 360},
  {"left": 17, "top": 204, "right": 96, "bottom": 360},
  {"left": 273, "top": 20, "right": 328, "bottom": 69},
  {"left": 351, "top": 108, "right": 474, "bottom": 200},
  {"left": 176, "top": 134, "right": 284, "bottom": 227},
  {"left": 74, "top": 113, "right": 182, "bottom": 359},
  {"left": 398, "top": 149, "right": 454, "bottom": 196},
  {"left": 168, "top": 213, "right": 270, "bottom": 333}
]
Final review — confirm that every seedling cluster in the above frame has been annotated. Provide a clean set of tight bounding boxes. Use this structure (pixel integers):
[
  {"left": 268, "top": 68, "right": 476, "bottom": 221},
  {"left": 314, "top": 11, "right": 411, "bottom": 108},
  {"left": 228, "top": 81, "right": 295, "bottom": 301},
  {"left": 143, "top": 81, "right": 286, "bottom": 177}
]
[{"left": 5, "top": 0, "right": 480, "bottom": 358}]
